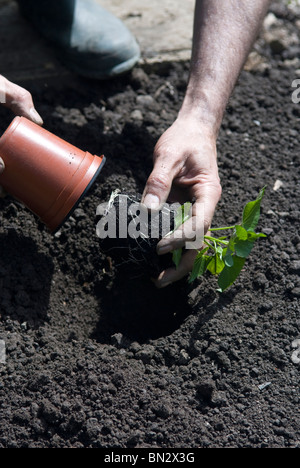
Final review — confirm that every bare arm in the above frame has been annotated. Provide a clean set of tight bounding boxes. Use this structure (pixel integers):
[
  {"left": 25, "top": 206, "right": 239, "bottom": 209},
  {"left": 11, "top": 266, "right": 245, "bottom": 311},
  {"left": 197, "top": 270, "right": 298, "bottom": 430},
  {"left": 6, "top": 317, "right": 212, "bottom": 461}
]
[
  {"left": 143, "top": 0, "right": 271, "bottom": 287},
  {"left": 180, "top": 0, "right": 271, "bottom": 136}
]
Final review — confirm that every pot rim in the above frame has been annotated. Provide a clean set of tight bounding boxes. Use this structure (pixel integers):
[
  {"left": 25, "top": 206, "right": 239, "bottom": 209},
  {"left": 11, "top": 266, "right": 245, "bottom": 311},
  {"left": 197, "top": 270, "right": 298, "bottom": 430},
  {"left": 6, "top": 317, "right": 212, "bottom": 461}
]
[
  {"left": 49, "top": 154, "right": 106, "bottom": 233},
  {"left": 0, "top": 116, "right": 22, "bottom": 152}
]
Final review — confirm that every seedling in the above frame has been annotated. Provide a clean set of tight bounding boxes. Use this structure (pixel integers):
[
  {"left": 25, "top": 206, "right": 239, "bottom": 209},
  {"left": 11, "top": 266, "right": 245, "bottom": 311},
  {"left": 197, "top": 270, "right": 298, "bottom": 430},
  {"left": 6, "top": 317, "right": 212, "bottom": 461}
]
[{"left": 172, "top": 187, "right": 267, "bottom": 292}]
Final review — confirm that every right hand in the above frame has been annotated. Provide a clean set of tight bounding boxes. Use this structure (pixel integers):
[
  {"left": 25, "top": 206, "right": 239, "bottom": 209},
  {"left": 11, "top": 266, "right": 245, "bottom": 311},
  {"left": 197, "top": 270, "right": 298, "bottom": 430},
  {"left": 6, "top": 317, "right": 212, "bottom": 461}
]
[
  {"left": 0, "top": 74, "right": 43, "bottom": 175},
  {"left": 142, "top": 115, "right": 222, "bottom": 288}
]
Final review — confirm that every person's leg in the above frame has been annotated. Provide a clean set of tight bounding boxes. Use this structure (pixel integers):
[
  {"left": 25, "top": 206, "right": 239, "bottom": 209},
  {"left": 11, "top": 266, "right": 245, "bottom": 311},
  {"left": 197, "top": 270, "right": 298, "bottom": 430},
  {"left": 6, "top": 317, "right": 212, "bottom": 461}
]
[{"left": 16, "top": 0, "right": 140, "bottom": 79}]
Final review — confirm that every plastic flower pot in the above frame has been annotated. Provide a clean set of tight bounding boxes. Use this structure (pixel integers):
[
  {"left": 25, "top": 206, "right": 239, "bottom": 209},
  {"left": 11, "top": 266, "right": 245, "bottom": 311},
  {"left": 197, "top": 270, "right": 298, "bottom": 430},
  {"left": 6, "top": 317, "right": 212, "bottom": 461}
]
[{"left": 0, "top": 116, "right": 106, "bottom": 232}]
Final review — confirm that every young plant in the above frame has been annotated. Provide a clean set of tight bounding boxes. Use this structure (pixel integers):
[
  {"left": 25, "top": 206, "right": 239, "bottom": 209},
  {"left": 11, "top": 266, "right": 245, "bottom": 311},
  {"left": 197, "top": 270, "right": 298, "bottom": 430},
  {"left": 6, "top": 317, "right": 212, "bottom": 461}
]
[{"left": 172, "top": 187, "right": 267, "bottom": 292}]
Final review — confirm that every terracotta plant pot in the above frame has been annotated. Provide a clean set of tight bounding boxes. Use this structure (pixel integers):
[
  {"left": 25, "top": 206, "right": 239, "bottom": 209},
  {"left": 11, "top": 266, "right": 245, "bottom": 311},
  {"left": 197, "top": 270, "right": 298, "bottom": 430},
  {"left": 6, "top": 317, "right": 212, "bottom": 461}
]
[{"left": 0, "top": 116, "right": 106, "bottom": 232}]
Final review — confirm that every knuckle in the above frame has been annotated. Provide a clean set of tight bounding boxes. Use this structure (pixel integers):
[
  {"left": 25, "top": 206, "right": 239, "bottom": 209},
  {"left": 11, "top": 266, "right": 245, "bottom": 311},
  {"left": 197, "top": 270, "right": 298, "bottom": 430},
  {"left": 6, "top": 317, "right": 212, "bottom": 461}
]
[
  {"left": 147, "top": 172, "right": 170, "bottom": 192},
  {"left": 208, "top": 178, "right": 222, "bottom": 202},
  {"left": 203, "top": 216, "right": 212, "bottom": 233},
  {"left": 17, "top": 88, "right": 32, "bottom": 104},
  {"left": 10, "top": 85, "right": 33, "bottom": 106},
  {"left": 216, "top": 181, "right": 222, "bottom": 200},
  {"left": 0, "top": 78, "right": 33, "bottom": 108}
]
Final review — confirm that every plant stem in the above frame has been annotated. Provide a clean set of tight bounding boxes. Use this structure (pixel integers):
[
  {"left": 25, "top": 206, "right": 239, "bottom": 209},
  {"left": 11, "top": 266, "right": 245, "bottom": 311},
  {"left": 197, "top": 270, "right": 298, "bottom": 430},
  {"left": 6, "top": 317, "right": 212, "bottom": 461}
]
[
  {"left": 209, "top": 225, "right": 235, "bottom": 232},
  {"left": 203, "top": 240, "right": 213, "bottom": 250},
  {"left": 204, "top": 235, "right": 229, "bottom": 245}
]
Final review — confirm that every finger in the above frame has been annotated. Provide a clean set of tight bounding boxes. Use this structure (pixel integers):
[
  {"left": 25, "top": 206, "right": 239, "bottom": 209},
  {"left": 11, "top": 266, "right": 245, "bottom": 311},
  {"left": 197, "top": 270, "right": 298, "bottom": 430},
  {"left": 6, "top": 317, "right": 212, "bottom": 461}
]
[
  {"left": 0, "top": 157, "right": 4, "bottom": 174},
  {"left": 157, "top": 200, "right": 207, "bottom": 255},
  {"left": 141, "top": 163, "right": 174, "bottom": 211},
  {"left": 0, "top": 75, "right": 43, "bottom": 126},
  {"left": 157, "top": 184, "right": 221, "bottom": 255},
  {"left": 153, "top": 249, "right": 198, "bottom": 288}
]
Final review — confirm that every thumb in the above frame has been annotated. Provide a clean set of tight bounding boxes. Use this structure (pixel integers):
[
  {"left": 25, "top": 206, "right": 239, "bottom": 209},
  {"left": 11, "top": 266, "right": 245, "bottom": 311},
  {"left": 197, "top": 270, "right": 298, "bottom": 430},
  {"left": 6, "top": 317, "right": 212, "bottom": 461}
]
[
  {"left": 142, "top": 163, "right": 174, "bottom": 211},
  {"left": 0, "top": 75, "right": 43, "bottom": 126}
]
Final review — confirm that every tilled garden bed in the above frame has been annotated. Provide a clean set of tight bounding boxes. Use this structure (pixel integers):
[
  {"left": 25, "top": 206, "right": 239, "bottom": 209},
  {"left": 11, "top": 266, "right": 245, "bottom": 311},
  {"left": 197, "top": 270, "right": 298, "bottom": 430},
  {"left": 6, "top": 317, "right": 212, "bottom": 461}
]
[{"left": 0, "top": 2, "right": 299, "bottom": 448}]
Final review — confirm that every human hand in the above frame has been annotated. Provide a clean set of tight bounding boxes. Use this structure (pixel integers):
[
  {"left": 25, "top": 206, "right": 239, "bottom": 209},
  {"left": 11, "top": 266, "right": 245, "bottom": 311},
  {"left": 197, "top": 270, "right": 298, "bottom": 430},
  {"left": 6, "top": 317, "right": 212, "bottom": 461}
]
[
  {"left": 0, "top": 75, "right": 43, "bottom": 126},
  {"left": 142, "top": 115, "right": 222, "bottom": 288},
  {"left": 0, "top": 75, "right": 43, "bottom": 178}
]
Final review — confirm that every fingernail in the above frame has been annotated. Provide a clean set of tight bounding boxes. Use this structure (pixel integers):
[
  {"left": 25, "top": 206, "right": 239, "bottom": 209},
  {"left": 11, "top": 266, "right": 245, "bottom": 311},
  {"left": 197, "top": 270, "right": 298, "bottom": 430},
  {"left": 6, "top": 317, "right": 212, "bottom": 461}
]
[
  {"left": 30, "top": 108, "right": 43, "bottom": 126},
  {"left": 143, "top": 193, "right": 160, "bottom": 211},
  {"left": 0, "top": 157, "right": 5, "bottom": 174}
]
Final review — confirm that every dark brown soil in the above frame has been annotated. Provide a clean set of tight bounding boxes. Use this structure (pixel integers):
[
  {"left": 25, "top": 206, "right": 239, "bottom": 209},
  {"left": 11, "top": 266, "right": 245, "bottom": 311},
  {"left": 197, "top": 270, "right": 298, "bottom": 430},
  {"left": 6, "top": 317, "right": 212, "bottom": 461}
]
[
  {"left": 0, "top": 3, "right": 299, "bottom": 448},
  {"left": 96, "top": 191, "right": 177, "bottom": 280}
]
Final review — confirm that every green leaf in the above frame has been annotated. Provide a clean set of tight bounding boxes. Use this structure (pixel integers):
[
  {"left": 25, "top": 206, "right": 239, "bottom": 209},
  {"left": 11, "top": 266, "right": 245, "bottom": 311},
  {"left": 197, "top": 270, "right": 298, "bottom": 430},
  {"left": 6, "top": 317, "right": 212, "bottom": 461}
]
[
  {"left": 207, "top": 253, "right": 225, "bottom": 275},
  {"left": 242, "top": 187, "right": 266, "bottom": 232},
  {"left": 234, "top": 239, "right": 255, "bottom": 258},
  {"left": 224, "top": 236, "right": 235, "bottom": 267},
  {"left": 235, "top": 225, "right": 248, "bottom": 240},
  {"left": 217, "top": 256, "right": 246, "bottom": 292},
  {"left": 233, "top": 228, "right": 266, "bottom": 258},
  {"left": 188, "top": 248, "right": 209, "bottom": 283},
  {"left": 172, "top": 248, "right": 182, "bottom": 269},
  {"left": 247, "top": 231, "right": 267, "bottom": 241},
  {"left": 224, "top": 250, "right": 234, "bottom": 267}
]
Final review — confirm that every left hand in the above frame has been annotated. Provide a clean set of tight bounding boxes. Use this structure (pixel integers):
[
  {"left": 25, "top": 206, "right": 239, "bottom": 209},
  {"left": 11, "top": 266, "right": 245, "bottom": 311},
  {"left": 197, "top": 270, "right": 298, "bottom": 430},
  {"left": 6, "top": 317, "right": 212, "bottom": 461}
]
[
  {"left": 142, "top": 115, "right": 222, "bottom": 288},
  {"left": 0, "top": 74, "right": 43, "bottom": 126},
  {"left": 0, "top": 74, "right": 43, "bottom": 193}
]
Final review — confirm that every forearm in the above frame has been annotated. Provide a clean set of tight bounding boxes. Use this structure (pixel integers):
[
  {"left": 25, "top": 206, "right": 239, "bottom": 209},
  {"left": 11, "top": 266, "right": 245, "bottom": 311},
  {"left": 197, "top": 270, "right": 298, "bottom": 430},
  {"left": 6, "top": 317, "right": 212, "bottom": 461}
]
[{"left": 180, "top": 0, "right": 271, "bottom": 136}]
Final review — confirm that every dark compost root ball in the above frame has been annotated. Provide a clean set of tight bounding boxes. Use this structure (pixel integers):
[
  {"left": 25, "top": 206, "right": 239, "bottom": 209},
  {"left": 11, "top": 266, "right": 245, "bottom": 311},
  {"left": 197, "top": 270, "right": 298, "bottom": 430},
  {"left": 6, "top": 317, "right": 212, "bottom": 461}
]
[{"left": 96, "top": 191, "right": 177, "bottom": 278}]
